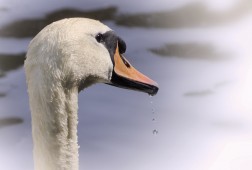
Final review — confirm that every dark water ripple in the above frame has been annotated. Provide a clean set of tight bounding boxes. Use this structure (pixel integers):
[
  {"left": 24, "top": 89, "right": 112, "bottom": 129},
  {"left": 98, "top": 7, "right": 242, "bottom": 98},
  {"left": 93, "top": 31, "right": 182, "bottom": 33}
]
[{"left": 0, "top": 117, "right": 23, "bottom": 128}]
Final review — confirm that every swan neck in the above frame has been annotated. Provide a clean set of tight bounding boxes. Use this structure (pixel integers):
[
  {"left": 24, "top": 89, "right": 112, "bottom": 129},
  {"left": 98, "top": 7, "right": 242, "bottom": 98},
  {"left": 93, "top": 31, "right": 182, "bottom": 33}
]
[{"left": 29, "top": 81, "right": 79, "bottom": 170}]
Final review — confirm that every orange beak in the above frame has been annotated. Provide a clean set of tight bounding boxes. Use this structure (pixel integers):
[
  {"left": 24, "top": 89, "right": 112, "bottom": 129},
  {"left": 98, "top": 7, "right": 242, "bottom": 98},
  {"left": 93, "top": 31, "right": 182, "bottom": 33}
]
[{"left": 109, "top": 43, "right": 159, "bottom": 96}]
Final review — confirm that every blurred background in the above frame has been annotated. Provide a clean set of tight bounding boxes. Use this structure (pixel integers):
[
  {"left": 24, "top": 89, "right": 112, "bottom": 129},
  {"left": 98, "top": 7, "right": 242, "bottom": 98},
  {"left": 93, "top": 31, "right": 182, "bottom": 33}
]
[{"left": 0, "top": 0, "right": 252, "bottom": 169}]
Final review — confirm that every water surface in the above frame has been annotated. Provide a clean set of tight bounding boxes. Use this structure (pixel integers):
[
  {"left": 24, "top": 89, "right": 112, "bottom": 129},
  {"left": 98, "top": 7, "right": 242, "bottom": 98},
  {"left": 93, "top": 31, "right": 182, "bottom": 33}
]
[{"left": 0, "top": 0, "right": 252, "bottom": 170}]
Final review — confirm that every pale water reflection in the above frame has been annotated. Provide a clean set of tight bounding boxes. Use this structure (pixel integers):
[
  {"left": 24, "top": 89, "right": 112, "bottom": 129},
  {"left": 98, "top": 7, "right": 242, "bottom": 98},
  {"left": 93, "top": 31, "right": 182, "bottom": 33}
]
[{"left": 0, "top": 0, "right": 252, "bottom": 170}]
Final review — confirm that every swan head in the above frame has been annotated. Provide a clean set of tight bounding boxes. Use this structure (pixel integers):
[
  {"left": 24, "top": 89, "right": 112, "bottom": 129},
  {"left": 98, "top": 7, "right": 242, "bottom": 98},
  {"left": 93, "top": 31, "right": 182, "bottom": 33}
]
[{"left": 25, "top": 18, "right": 158, "bottom": 95}]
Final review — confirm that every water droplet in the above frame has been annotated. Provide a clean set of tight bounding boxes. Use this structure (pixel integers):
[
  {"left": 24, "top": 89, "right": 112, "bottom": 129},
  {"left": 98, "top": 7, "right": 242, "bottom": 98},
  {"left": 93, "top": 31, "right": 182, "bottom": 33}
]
[
  {"left": 149, "top": 95, "right": 158, "bottom": 135},
  {"left": 152, "top": 129, "right": 158, "bottom": 135},
  {"left": 151, "top": 108, "right": 155, "bottom": 114}
]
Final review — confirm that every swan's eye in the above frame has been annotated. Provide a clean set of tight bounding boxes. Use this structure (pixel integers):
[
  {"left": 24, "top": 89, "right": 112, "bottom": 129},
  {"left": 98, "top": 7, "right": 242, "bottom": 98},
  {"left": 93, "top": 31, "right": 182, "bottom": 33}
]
[{"left": 95, "top": 33, "right": 103, "bottom": 43}]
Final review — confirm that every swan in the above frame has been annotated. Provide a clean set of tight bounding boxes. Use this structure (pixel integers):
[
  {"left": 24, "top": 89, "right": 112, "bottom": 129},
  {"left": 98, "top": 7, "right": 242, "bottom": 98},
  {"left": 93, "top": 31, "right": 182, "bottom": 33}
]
[{"left": 24, "top": 18, "right": 158, "bottom": 170}]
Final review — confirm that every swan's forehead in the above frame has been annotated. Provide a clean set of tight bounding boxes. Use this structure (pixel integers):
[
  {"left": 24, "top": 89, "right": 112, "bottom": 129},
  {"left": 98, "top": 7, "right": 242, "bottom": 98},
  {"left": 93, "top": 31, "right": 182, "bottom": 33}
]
[{"left": 60, "top": 18, "right": 111, "bottom": 36}]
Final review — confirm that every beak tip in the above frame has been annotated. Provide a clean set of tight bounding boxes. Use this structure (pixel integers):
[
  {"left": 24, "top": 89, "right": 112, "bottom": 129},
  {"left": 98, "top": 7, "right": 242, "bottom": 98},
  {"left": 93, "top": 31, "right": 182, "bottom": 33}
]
[{"left": 148, "top": 83, "right": 159, "bottom": 96}]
